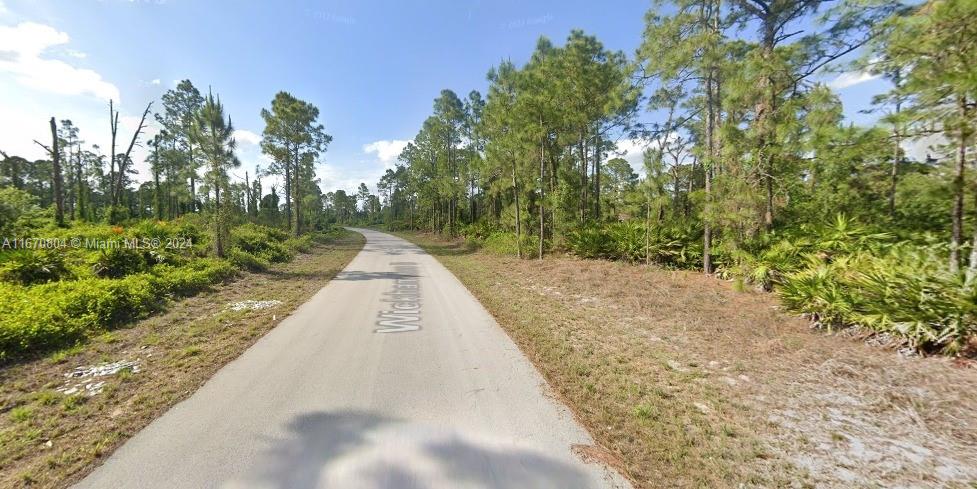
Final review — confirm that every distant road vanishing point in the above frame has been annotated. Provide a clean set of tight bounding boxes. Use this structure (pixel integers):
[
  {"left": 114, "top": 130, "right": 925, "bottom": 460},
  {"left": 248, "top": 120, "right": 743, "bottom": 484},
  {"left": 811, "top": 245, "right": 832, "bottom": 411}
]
[{"left": 75, "top": 228, "right": 631, "bottom": 489}]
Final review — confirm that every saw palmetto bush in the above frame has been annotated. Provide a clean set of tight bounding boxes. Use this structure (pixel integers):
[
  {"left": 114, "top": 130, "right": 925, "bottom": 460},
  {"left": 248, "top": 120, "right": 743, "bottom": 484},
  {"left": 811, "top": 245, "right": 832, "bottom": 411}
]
[
  {"left": 566, "top": 226, "right": 616, "bottom": 259},
  {"left": 779, "top": 243, "right": 976, "bottom": 354},
  {"left": 566, "top": 222, "right": 701, "bottom": 266},
  {"left": 721, "top": 214, "right": 892, "bottom": 291}
]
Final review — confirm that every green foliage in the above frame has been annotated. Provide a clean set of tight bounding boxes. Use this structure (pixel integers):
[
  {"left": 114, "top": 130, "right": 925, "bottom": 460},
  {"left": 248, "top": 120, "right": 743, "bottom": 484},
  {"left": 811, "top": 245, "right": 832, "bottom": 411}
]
[
  {"left": 227, "top": 247, "right": 269, "bottom": 272},
  {"left": 0, "top": 187, "right": 45, "bottom": 235},
  {"left": 230, "top": 223, "right": 293, "bottom": 263},
  {"left": 779, "top": 244, "right": 976, "bottom": 354},
  {"left": 566, "top": 226, "right": 615, "bottom": 259},
  {"left": 0, "top": 258, "right": 235, "bottom": 360},
  {"left": 565, "top": 222, "right": 702, "bottom": 267},
  {"left": 0, "top": 250, "right": 72, "bottom": 285},
  {"left": 89, "top": 247, "right": 148, "bottom": 278},
  {"left": 481, "top": 232, "right": 539, "bottom": 257},
  {"left": 461, "top": 221, "right": 502, "bottom": 242},
  {"left": 284, "top": 235, "right": 313, "bottom": 254}
]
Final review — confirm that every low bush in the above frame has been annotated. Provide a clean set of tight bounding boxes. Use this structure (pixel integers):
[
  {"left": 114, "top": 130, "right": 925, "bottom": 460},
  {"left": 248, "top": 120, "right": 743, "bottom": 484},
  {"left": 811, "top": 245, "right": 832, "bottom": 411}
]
[
  {"left": 482, "top": 232, "right": 540, "bottom": 256},
  {"left": 0, "top": 187, "right": 45, "bottom": 235},
  {"left": 231, "top": 223, "right": 293, "bottom": 263},
  {"left": 565, "top": 222, "right": 701, "bottom": 267},
  {"left": 228, "top": 247, "right": 269, "bottom": 272},
  {"left": 778, "top": 244, "right": 975, "bottom": 354},
  {"left": 88, "top": 247, "right": 148, "bottom": 278},
  {"left": 0, "top": 259, "right": 235, "bottom": 360},
  {"left": 0, "top": 250, "right": 72, "bottom": 285},
  {"left": 566, "top": 226, "right": 615, "bottom": 259},
  {"left": 462, "top": 221, "right": 502, "bottom": 242},
  {"left": 284, "top": 235, "right": 313, "bottom": 254}
]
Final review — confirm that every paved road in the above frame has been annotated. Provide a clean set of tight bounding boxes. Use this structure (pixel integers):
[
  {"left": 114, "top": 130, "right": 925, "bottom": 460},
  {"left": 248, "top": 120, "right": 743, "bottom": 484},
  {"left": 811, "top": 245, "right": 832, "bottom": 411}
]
[{"left": 77, "top": 228, "right": 630, "bottom": 489}]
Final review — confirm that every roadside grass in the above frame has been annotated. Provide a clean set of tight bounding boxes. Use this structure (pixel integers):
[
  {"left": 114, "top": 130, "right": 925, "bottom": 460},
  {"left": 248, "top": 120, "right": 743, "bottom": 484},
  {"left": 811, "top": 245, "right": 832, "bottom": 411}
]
[
  {"left": 0, "top": 230, "right": 364, "bottom": 488},
  {"left": 399, "top": 231, "right": 977, "bottom": 489}
]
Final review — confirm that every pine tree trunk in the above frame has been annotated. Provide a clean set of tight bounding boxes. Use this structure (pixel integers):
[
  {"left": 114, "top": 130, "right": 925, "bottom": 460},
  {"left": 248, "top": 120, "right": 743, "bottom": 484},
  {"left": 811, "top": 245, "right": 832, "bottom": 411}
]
[
  {"left": 188, "top": 142, "right": 196, "bottom": 212},
  {"left": 513, "top": 159, "right": 522, "bottom": 259},
  {"left": 950, "top": 96, "right": 967, "bottom": 274},
  {"left": 214, "top": 183, "right": 224, "bottom": 258},
  {"left": 284, "top": 154, "right": 292, "bottom": 232},
  {"left": 539, "top": 133, "right": 545, "bottom": 260},
  {"left": 888, "top": 70, "right": 902, "bottom": 217},
  {"left": 49, "top": 118, "right": 65, "bottom": 227},
  {"left": 758, "top": 19, "right": 776, "bottom": 229},
  {"left": 293, "top": 150, "right": 302, "bottom": 236},
  {"left": 579, "top": 135, "right": 588, "bottom": 223},
  {"left": 594, "top": 132, "right": 601, "bottom": 221},
  {"left": 109, "top": 103, "right": 118, "bottom": 207},
  {"left": 704, "top": 70, "right": 716, "bottom": 274},
  {"left": 75, "top": 145, "right": 86, "bottom": 221}
]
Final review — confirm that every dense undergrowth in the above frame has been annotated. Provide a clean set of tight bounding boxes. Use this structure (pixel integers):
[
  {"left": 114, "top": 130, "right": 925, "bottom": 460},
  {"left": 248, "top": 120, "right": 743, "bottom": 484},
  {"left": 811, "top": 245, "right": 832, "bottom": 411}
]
[
  {"left": 0, "top": 214, "right": 342, "bottom": 361},
  {"left": 446, "top": 215, "right": 976, "bottom": 356}
]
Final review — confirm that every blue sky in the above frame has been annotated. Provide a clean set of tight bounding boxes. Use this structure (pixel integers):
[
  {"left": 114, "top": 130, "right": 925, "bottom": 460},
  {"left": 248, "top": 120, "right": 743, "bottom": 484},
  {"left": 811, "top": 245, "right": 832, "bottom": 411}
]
[{"left": 0, "top": 0, "right": 890, "bottom": 194}]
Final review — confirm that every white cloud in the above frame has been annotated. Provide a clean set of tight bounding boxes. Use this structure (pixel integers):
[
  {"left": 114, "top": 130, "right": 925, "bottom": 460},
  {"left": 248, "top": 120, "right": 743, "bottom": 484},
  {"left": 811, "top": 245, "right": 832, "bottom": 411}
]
[
  {"left": 611, "top": 134, "right": 689, "bottom": 178},
  {"left": 0, "top": 22, "right": 120, "bottom": 101},
  {"left": 232, "top": 129, "right": 262, "bottom": 146},
  {"left": 64, "top": 49, "right": 86, "bottom": 59},
  {"left": 362, "top": 139, "right": 409, "bottom": 168},
  {"left": 0, "top": 1, "right": 7, "bottom": 16},
  {"left": 615, "top": 138, "right": 650, "bottom": 171},
  {"left": 827, "top": 71, "right": 881, "bottom": 90},
  {"left": 150, "top": 78, "right": 160, "bottom": 85}
]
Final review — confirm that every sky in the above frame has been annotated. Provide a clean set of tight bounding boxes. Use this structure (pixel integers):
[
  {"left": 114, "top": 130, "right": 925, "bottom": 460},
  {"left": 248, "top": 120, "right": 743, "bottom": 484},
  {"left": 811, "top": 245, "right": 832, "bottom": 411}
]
[{"left": 0, "top": 0, "right": 894, "bottom": 195}]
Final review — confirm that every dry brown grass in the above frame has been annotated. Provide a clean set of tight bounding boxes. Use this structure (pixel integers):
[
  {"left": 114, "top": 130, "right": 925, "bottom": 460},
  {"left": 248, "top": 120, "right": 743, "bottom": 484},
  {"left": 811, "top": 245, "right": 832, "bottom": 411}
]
[
  {"left": 0, "top": 231, "right": 364, "bottom": 488},
  {"left": 403, "top": 232, "right": 977, "bottom": 489}
]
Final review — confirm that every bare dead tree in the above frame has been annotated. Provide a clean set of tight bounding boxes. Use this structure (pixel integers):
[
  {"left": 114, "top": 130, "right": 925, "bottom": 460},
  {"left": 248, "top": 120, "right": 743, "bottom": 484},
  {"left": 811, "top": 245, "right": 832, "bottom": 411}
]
[
  {"left": 33, "top": 118, "right": 65, "bottom": 226},
  {"left": 111, "top": 102, "right": 153, "bottom": 206}
]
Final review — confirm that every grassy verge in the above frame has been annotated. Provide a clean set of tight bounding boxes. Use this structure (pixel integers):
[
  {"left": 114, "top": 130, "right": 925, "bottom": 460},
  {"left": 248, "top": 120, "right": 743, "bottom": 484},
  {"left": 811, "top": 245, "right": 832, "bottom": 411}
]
[
  {"left": 0, "top": 230, "right": 364, "bottom": 488},
  {"left": 398, "top": 231, "right": 977, "bottom": 489}
]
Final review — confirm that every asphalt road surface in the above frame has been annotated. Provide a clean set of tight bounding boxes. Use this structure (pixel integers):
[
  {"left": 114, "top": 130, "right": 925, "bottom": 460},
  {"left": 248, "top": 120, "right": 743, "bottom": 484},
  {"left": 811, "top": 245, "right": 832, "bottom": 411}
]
[{"left": 76, "top": 228, "right": 630, "bottom": 489}]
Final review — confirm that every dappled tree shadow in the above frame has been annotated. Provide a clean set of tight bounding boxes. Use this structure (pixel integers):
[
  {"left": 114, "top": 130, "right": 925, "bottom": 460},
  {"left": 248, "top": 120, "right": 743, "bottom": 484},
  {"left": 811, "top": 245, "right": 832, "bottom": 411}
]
[
  {"left": 332, "top": 270, "right": 418, "bottom": 281},
  {"left": 236, "top": 410, "right": 599, "bottom": 489}
]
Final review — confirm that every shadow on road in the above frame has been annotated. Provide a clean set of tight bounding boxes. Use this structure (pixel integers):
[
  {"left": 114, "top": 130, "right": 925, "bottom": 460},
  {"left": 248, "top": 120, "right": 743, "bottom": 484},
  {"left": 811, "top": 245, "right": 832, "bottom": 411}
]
[
  {"left": 332, "top": 271, "right": 417, "bottom": 281},
  {"left": 236, "top": 410, "right": 595, "bottom": 489}
]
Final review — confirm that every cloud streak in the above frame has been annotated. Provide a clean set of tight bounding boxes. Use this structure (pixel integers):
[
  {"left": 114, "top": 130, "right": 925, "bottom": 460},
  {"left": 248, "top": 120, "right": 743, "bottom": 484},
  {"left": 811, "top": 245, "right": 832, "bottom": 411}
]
[
  {"left": 0, "top": 22, "right": 121, "bottom": 101},
  {"left": 827, "top": 71, "right": 881, "bottom": 90}
]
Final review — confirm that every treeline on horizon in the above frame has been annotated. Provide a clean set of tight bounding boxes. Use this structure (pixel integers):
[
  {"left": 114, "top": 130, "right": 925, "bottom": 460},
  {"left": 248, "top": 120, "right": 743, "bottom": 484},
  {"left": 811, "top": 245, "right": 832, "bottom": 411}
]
[
  {"left": 0, "top": 80, "right": 375, "bottom": 248},
  {"left": 373, "top": 0, "right": 977, "bottom": 354}
]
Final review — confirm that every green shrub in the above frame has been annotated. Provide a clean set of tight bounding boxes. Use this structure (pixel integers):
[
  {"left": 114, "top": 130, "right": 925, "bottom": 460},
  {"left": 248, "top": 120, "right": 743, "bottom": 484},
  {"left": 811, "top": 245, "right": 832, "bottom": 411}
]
[
  {"left": 566, "top": 226, "right": 615, "bottom": 259},
  {"left": 778, "top": 243, "right": 975, "bottom": 353},
  {"left": 0, "top": 250, "right": 72, "bottom": 285},
  {"left": 609, "top": 222, "right": 646, "bottom": 262},
  {"left": 383, "top": 220, "right": 410, "bottom": 231},
  {"left": 482, "top": 232, "right": 540, "bottom": 256},
  {"left": 284, "top": 235, "right": 313, "bottom": 254},
  {"left": 89, "top": 247, "right": 147, "bottom": 278},
  {"left": 231, "top": 223, "right": 292, "bottom": 262},
  {"left": 462, "top": 221, "right": 502, "bottom": 242},
  {"left": 0, "top": 259, "right": 235, "bottom": 360},
  {"left": 228, "top": 247, "right": 269, "bottom": 272},
  {"left": 566, "top": 222, "right": 701, "bottom": 267},
  {"left": 0, "top": 187, "right": 44, "bottom": 235}
]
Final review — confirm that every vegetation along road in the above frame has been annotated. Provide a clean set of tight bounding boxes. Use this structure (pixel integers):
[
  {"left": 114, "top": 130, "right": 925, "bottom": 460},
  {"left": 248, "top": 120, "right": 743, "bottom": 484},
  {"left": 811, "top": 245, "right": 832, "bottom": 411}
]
[{"left": 75, "top": 228, "right": 630, "bottom": 489}]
